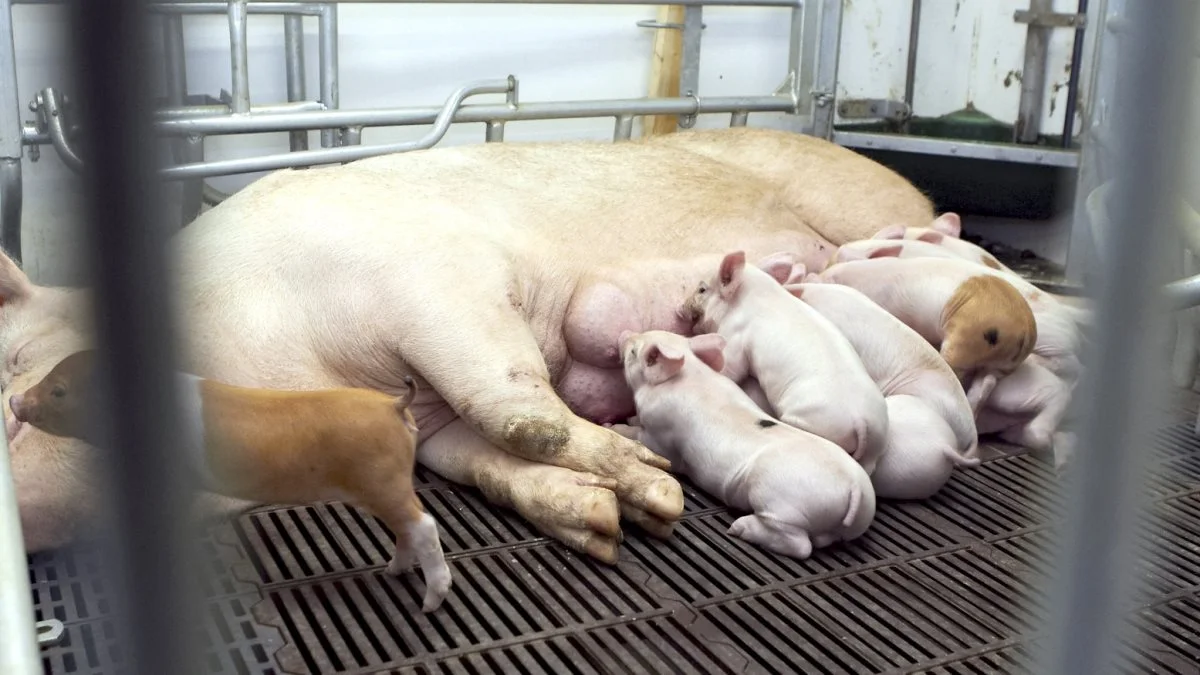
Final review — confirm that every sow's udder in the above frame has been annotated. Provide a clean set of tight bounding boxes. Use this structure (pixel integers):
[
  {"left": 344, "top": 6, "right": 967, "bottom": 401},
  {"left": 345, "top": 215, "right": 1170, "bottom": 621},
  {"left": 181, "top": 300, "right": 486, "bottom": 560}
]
[{"left": 557, "top": 280, "right": 664, "bottom": 425}]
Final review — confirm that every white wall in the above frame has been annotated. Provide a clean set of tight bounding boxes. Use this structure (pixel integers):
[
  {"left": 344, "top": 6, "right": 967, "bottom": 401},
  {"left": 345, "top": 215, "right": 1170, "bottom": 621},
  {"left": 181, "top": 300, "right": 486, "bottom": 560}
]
[{"left": 11, "top": 1, "right": 1088, "bottom": 284}]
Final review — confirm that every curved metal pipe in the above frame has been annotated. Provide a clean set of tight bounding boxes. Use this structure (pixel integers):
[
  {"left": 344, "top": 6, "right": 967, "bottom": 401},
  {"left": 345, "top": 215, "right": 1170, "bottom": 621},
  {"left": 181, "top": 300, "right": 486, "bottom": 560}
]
[
  {"left": 41, "top": 87, "right": 84, "bottom": 172},
  {"left": 160, "top": 77, "right": 514, "bottom": 181},
  {"left": 201, "top": 183, "right": 229, "bottom": 205}
]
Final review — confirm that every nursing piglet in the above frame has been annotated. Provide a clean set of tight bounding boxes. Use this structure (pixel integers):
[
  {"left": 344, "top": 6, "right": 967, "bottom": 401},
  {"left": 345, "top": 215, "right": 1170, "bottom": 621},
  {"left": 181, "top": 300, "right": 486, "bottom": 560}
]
[
  {"left": 815, "top": 256, "right": 1038, "bottom": 412},
  {"left": 617, "top": 329, "right": 875, "bottom": 559},
  {"left": 975, "top": 354, "right": 1077, "bottom": 471},
  {"left": 10, "top": 350, "right": 453, "bottom": 612},
  {"left": 784, "top": 281, "right": 980, "bottom": 499},
  {"left": 685, "top": 251, "right": 889, "bottom": 473}
]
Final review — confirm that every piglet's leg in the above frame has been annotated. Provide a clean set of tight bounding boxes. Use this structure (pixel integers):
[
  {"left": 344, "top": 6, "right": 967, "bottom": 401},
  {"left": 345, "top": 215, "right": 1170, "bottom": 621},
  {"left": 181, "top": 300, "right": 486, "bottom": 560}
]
[
  {"left": 418, "top": 419, "right": 626, "bottom": 563},
  {"left": 398, "top": 303, "right": 684, "bottom": 535},
  {"left": 728, "top": 514, "right": 813, "bottom": 560},
  {"left": 964, "top": 372, "right": 999, "bottom": 416}
]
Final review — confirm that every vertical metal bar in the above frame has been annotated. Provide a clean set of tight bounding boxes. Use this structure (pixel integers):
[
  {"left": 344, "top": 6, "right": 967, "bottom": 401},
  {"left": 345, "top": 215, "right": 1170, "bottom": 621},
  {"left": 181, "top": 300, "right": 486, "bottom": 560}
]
[
  {"left": 177, "top": 136, "right": 204, "bottom": 225},
  {"left": 162, "top": 15, "right": 187, "bottom": 106},
  {"left": 730, "top": 110, "right": 748, "bottom": 126},
  {"left": 342, "top": 125, "right": 361, "bottom": 145},
  {"left": 318, "top": 4, "right": 339, "bottom": 147},
  {"left": 1061, "top": 0, "right": 1089, "bottom": 147},
  {"left": 485, "top": 121, "right": 505, "bottom": 142},
  {"left": 1040, "top": 3, "right": 1196, "bottom": 675},
  {"left": 0, "top": 0, "right": 22, "bottom": 262},
  {"left": 903, "top": 0, "right": 921, "bottom": 126},
  {"left": 1015, "top": 0, "right": 1052, "bottom": 143},
  {"left": 68, "top": 0, "right": 204, "bottom": 671},
  {"left": 613, "top": 115, "right": 633, "bottom": 141},
  {"left": 677, "top": 5, "right": 702, "bottom": 129},
  {"left": 284, "top": 14, "right": 309, "bottom": 151},
  {"left": 0, "top": 402, "right": 37, "bottom": 675},
  {"left": 227, "top": 0, "right": 250, "bottom": 114},
  {"left": 810, "top": 0, "right": 843, "bottom": 139}
]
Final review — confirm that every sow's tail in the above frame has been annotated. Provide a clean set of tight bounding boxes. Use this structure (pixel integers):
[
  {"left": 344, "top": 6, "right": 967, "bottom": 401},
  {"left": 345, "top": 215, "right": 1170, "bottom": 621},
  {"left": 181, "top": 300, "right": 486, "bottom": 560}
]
[{"left": 394, "top": 376, "right": 420, "bottom": 434}]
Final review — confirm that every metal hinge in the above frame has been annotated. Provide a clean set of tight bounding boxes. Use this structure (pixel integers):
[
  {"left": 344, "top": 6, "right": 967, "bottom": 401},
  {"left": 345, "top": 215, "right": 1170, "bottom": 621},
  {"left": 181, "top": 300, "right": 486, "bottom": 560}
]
[
  {"left": 1014, "top": 9, "right": 1087, "bottom": 28},
  {"left": 837, "top": 98, "right": 911, "bottom": 122}
]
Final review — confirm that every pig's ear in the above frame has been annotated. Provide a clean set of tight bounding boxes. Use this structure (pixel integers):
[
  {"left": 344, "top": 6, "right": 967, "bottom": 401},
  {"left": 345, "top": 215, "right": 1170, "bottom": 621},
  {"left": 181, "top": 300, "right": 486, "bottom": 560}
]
[
  {"left": 617, "top": 330, "right": 635, "bottom": 348},
  {"left": 644, "top": 343, "right": 685, "bottom": 384},
  {"left": 802, "top": 272, "right": 823, "bottom": 284},
  {"left": 782, "top": 283, "right": 805, "bottom": 300},
  {"left": 834, "top": 245, "right": 868, "bottom": 262},
  {"left": 784, "top": 262, "right": 808, "bottom": 285},
  {"left": 0, "top": 250, "right": 33, "bottom": 306},
  {"left": 871, "top": 224, "right": 907, "bottom": 240},
  {"left": 931, "top": 213, "right": 962, "bottom": 238},
  {"left": 687, "top": 334, "right": 726, "bottom": 372},
  {"left": 718, "top": 251, "right": 746, "bottom": 296},
  {"left": 868, "top": 245, "right": 904, "bottom": 259},
  {"left": 757, "top": 252, "right": 796, "bottom": 285},
  {"left": 916, "top": 230, "right": 945, "bottom": 245}
]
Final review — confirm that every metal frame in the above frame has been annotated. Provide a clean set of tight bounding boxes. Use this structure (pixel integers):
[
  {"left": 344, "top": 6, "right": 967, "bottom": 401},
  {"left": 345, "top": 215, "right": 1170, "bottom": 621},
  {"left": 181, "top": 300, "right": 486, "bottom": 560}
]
[{"left": 0, "top": 0, "right": 841, "bottom": 252}]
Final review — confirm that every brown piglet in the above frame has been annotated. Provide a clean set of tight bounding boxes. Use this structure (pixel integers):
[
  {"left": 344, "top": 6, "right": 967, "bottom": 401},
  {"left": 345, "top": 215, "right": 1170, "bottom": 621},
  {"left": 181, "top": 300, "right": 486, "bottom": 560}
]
[{"left": 9, "top": 350, "right": 453, "bottom": 612}]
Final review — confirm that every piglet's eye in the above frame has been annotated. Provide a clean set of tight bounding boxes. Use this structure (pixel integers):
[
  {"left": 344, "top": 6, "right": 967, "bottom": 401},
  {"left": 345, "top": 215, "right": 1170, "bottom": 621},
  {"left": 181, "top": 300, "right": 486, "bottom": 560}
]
[{"left": 51, "top": 385, "right": 66, "bottom": 398}]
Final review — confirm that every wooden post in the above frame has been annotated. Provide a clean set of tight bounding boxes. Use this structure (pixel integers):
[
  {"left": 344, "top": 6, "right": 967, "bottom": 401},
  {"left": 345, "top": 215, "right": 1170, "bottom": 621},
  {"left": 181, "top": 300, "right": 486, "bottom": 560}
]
[{"left": 642, "top": 5, "right": 685, "bottom": 137}]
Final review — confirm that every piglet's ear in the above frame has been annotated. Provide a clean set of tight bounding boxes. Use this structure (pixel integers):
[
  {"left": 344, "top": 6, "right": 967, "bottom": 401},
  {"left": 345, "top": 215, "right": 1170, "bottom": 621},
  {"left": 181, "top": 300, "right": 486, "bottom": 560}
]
[
  {"left": 931, "top": 213, "right": 962, "bottom": 238},
  {"left": 782, "top": 283, "right": 806, "bottom": 300},
  {"left": 833, "top": 245, "right": 867, "bottom": 263},
  {"left": 916, "top": 230, "right": 945, "bottom": 245},
  {"left": 718, "top": 251, "right": 746, "bottom": 295},
  {"left": 871, "top": 224, "right": 907, "bottom": 240},
  {"left": 644, "top": 343, "right": 686, "bottom": 384},
  {"left": 757, "top": 252, "right": 797, "bottom": 285},
  {"left": 687, "top": 333, "right": 726, "bottom": 373},
  {"left": 868, "top": 244, "right": 904, "bottom": 259},
  {"left": 0, "top": 250, "right": 32, "bottom": 307},
  {"left": 784, "top": 262, "right": 808, "bottom": 285},
  {"left": 617, "top": 330, "right": 635, "bottom": 348}
]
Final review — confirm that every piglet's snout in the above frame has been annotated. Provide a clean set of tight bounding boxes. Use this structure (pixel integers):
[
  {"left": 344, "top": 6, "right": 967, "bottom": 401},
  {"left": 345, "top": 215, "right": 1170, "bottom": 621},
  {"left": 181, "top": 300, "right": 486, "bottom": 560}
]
[{"left": 9, "top": 393, "right": 25, "bottom": 421}]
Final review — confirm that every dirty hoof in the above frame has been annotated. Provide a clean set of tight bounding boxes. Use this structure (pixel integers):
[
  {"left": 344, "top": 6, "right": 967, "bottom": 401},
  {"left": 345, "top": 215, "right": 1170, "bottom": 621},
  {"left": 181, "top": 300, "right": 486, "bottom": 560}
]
[
  {"left": 620, "top": 503, "right": 677, "bottom": 540},
  {"left": 542, "top": 524, "right": 621, "bottom": 565},
  {"left": 616, "top": 469, "right": 685, "bottom": 524}
]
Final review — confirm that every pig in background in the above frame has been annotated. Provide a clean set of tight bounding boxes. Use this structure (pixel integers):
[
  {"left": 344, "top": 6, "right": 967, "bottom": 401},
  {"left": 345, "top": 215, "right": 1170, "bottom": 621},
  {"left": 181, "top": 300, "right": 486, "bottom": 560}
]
[
  {"left": 684, "top": 251, "right": 889, "bottom": 474},
  {"left": 613, "top": 329, "right": 875, "bottom": 560},
  {"left": 779, "top": 278, "right": 981, "bottom": 500}
]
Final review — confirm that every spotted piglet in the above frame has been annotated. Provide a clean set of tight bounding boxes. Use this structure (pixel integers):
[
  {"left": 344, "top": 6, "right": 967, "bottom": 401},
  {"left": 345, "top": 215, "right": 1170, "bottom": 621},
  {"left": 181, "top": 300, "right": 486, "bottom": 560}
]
[
  {"left": 684, "top": 251, "right": 889, "bottom": 474},
  {"left": 615, "top": 329, "right": 875, "bottom": 559},
  {"left": 815, "top": 256, "right": 1038, "bottom": 414}
]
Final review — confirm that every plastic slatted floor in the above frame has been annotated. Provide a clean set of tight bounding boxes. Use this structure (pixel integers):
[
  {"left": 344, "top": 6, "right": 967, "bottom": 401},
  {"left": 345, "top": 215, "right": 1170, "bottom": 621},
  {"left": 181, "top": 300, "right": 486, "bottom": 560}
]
[{"left": 28, "top": 395, "right": 1200, "bottom": 674}]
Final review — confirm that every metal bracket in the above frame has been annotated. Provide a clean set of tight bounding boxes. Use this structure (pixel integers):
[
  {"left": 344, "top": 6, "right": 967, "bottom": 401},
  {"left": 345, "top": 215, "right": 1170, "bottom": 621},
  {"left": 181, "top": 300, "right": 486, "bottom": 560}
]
[
  {"left": 837, "top": 97, "right": 911, "bottom": 122},
  {"left": 37, "top": 619, "right": 65, "bottom": 648},
  {"left": 636, "top": 19, "right": 707, "bottom": 30},
  {"left": 1014, "top": 9, "right": 1087, "bottom": 28}
]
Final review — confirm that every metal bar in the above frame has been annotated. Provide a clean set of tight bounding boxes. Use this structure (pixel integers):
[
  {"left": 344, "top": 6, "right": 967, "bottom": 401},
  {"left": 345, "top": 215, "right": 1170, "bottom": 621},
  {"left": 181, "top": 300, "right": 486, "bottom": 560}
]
[
  {"left": 730, "top": 110, "right": 748, "bottom": 126},
  {"left": 155, "top": 92, "right": 792, "bottom": 135},
  {"left": 149, "top": 1, "right": 326, "bottom": 14},
  {"left": 342, "top": 125, "right": 362, "bottom": 144},
  {"left": 485, "top": 120, "right": 505, "bottom": 141},
  {"left": 613, "top": 114, "right": 633, "bottom": 140},
  {"left": 68, "top": 0, "right": 203, "bottom": 672},
  {"left": 0, "top": 0, "right": 21, "bottom": 262},
  {"left": 155, "top": 100, "right": 323, "bottom": 120},
  {"left": 1061, "top": 0, "right": 1089, "bottom": 147},
  {"left": 1164, "top": 275, "right": 1200, "bottom": 311},
  {"left": 41, "top": 88, "right": 84, "bottom": 172},
  {"left": 833, "top": 130, "right": 1080, "bottom": 167},
  {"left": 809, "top": 0, "right": 843, "bottom": 139},
  {"left": 228, "top": 0, "right": 251, "bottom": 114},
  {"left": 0, "top": 386, "right": 37, "bottom": 675},
  {"left": 318, "top": 4, "right": 338, "bottom": 147},
  {"left": 1015, "top": 0, "right": 1052, "bottom": 143},
  {"left": 903, "top": 0, "right": 920, "bottom": 112},
  {"left": 677, "top": 5, "right": 702, "bottom": 128},
  {"left": 162, "top": 15, "right": 188, "bottom": 106},
  {"left": 177, "top": 136, "right": 205, "bottom": 224},
  {"left": 20, "top": 0, "right": 804, "bottom": 5},
  {"left": 284, "top": 14, "right": 309, "bottom": 151},
  {"left": 1039, "top": 4, "right": 1196, "bottom": 675},
  {"left": 161, "top": 77, "right": 513, "bottom": 180}
]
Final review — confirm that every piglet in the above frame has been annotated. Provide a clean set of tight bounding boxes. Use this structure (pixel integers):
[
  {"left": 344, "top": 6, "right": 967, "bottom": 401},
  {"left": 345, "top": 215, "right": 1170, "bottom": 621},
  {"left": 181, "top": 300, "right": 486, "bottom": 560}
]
[
  {"left": 684, "top": 251, "right": 889, "bottom": 474},
  {"left": 617, "top": 329, "right": 875, "bottom": 559},
  {"left": 831, "top": 233, "right": 1089, "bottom": 381},
  {"left": 814, "top": 256, "right": 1038, "bottom": 413},
  {"left": 10, "top": 350, "right": 453, "bottom": 612},
  {"left": 783, "top": 280, "right": 980, "bottom": 499},
  {"left": 975, "top": 354, "right": 1077, "bottom": 471}
]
